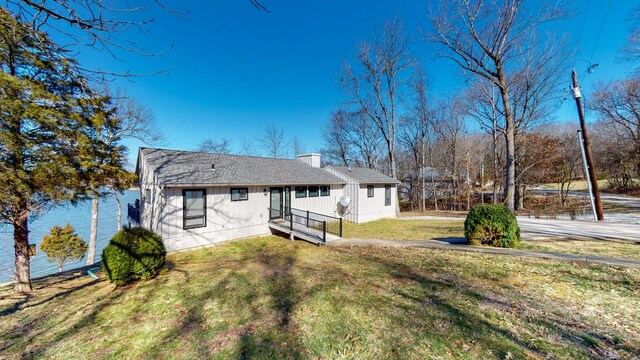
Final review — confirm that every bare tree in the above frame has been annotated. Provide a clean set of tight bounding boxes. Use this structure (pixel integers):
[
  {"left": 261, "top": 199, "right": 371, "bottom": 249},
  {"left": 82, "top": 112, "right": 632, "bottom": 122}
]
[
  {"left": 322, "top": 110, "right": 353, "bottom": 166},
  {"left": 623, "top": 6, "right": 640, "bottom": 67},
  {"left": 291, "top": 136, "right": 305, "bottom": 155},
  {"left": 398, "top": 71, "right": 438, "bottom": 211},
  {"left": 258, "top": 121, "right": 289, "bottom": 158},
  {"left": 4, "top": 1, "right": 269, "bottom": 77},
  {"left": 429, "top": 0, "right": 567, "bottom": 209},
  {"left": 590, "top": 77, "right": 640, "bottom": 189},
  {"left": 341, "top": 17, "right": 415, "bottom": 179},
  {"left": 86, "top": 89, "right": 163, "bottom": 266},
  {"left": 240, "top": 136, "right": 259, "bottom": 156},
  {"left": 198, "top": 138, "right": 231, "bottom": 154}
]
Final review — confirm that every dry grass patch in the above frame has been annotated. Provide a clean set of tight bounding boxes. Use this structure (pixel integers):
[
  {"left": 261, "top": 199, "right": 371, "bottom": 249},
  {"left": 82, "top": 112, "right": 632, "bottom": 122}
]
[
  {"left": 521, "top": 239, "right": 640, "bottom": 261},
  {"left": 1, "top": 236, "right": 639, "bottom": 359},
  {"left": 343, "top": 218, "right": 465, "bottom": 241}
]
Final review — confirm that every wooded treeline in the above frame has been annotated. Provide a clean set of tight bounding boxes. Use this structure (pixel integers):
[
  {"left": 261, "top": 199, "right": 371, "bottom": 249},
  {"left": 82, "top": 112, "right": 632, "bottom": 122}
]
[{"left": 321, "top": 1, "right": 640, "bottom": 212}]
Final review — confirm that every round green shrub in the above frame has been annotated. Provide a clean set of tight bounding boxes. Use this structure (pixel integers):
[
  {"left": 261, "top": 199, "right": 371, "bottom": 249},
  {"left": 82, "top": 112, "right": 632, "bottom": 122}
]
[
  {"left": 464, "top": 204, "right": 520, "bottom": 248},
  {"left": 101, "top": 227, "right": 166, "bottom": 285}
]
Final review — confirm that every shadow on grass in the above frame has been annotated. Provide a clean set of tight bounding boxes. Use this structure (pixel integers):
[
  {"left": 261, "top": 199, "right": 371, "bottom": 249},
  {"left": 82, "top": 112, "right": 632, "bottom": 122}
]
[
  {"left": 432, "top": 237, "right": 468, "bottom": 244},
  {"left": 344, "top": 246, "right": 635, "bottom": 358}
]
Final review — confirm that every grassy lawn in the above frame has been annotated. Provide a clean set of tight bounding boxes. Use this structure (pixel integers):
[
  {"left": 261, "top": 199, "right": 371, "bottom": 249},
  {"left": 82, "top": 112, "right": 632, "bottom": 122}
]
[
  {"left": 344, "top": 218, "right": 465, "bottom": 240},
  {"left": 536, "top": 179, "right": 610, "bottom": 191},
  {"left": 520, "top": 239, "right": 640, "bottom": 261},
  {"left": 346, "top": 218, "right": 640, "bottom": 261},
  {"left": 1, "top": 236, "right": 639, "bottom": 359}
]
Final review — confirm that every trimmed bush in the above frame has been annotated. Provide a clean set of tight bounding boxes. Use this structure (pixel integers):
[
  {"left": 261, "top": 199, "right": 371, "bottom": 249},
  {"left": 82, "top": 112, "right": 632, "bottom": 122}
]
[
  {"left": 464, "top": 205, "right": 520, "bottom": 248},
  {"left": 101, "top": 227, "right": 166, "bottom": 285}
]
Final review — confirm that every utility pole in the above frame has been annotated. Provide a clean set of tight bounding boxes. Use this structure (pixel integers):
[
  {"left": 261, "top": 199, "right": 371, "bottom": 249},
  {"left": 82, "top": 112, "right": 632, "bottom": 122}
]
[{"left": 571, "top": 69, "right": 604, "bottom": 221}]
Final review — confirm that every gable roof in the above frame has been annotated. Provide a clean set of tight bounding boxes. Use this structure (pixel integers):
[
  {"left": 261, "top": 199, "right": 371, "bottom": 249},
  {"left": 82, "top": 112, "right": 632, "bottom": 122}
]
[
  {"left": 326, "top": 166, "right": 399, "bottom": 184},
  {"left": 139, "top": 148, "right": 346, "bottom": 187}
]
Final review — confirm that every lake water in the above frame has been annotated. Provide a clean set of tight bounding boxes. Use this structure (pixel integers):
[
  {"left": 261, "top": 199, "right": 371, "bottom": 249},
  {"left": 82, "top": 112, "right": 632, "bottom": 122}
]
[{"left": 0, "top": 190, "right": 139, "bottom": 284}]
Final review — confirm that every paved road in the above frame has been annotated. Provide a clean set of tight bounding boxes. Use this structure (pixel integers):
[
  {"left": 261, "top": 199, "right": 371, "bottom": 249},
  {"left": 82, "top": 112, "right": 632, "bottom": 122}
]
[
  {"left": 399, "top": 215, "right": 640, "bottom": 242},
  {"left": 530, "top": 190, "right": 640, "bottom": 209},
  {"left": 517, "top": 217, "right": 640, "bottom": 241},
  {"left": 329, "top": 238, "right": 640, "bottom": 268}
]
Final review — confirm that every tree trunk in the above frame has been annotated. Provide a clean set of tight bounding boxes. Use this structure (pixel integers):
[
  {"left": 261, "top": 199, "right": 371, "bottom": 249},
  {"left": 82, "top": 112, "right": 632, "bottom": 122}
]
[
  {"left": 518, "top": 184, "right": 525, "bottom": 210},
  {"left": 87, "top": 193, "right": 99, "bottom": 265},
  {"left": 13, "top": 209, "right": 32, "bottom": 293},
  {"left": 114, "top": 191, "right": 122, "bottom": 232},
  {"left": 492, "top": 127, "right": 499, "bottom": 205},
  {"left": 497, "top": 68, "right": 516, "bottom": 210}
]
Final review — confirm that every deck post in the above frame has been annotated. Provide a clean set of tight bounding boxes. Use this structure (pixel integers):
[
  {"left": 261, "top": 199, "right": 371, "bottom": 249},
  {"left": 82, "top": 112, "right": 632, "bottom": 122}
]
[
  {"left": 339, "top": 217, "right": 343, "bottom": 237},
  {"left": 322, "top": 221, "right": 326, "bottom": 242},
  {"left": 290, "top": 210, "right": 293, "bottom": 231},
  {"left": 306, "top": 210, "right": 310, "bottom": 228}
]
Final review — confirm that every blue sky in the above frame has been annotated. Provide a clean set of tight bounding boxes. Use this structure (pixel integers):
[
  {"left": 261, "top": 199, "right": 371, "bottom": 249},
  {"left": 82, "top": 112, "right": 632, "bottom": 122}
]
[{"left": 67, "top": 1, "right": 639, "bottom": 165}]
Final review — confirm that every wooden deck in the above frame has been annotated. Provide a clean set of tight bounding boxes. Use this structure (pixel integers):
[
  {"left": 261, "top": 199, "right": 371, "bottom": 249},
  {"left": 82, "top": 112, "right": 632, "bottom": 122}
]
[{"left": 268, "top": 219, "right": 341, "bottom": 245}]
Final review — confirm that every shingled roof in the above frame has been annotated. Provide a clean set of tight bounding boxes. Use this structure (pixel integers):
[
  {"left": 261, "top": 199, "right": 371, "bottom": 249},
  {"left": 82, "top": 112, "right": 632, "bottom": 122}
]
[
  {"left": 326, "top": 166, "right": 399, "bottom": 184},
  {"left": 139, "top": 148, "right": 346, "bottom": 186}
]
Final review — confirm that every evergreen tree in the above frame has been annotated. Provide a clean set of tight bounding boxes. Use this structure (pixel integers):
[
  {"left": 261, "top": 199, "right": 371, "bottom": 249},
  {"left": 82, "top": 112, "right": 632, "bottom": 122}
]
[
  {"left": 40, "top": 224, "right": 88, "bottom": 273},
  {"left": 0, "top": 8, "right": 125, "bottom": 292}
]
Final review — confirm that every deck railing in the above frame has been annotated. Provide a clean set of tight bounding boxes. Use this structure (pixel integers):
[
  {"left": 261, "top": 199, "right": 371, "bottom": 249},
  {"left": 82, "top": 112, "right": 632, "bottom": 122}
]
[
  {"left": 268, "top": 206, "right": 342, "bottom": 242},
  {"left": 127, "top": 203, "right": 140, "bottom": 224}
]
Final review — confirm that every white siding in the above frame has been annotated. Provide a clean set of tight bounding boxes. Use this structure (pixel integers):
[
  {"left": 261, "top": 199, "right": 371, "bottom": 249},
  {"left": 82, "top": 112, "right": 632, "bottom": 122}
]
[
  {"left": 291, "top": 184, "right": 343, "bottom": 217},
  {"left": 138, "top": 151, "right": 163, "bottom": 231},
  {"left": 155, "top": 186, "right": 271, "bottom": 251},
  {"left": 323, "top": 166, "right": 398, "bottom": 223},
  {"left": 356, "top": 184, "right": 397, "bottom": 223},
  {"left": 141, "top": 180, "right": 346, "bottom": 252}
]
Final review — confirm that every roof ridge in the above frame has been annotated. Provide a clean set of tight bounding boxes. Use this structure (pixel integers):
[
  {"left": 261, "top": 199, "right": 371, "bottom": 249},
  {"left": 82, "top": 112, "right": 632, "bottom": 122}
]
[{"left": 141, "top": 147, "right": 304, "bottom": 163}]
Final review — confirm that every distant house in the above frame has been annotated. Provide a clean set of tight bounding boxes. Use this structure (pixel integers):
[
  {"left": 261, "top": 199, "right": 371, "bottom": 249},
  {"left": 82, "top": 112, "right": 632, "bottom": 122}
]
[{"left": 134, "top": 148, "right": 398, "bottom": 251}]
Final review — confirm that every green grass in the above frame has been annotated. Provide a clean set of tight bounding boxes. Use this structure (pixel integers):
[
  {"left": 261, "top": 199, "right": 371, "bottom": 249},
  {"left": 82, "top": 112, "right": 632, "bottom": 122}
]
[
  {"left": 347, "top": 218, "right": 640, "bottom": 261},
  {"left": 1, "top": 236, "right": 639, "bottom": 359},
  {"left": 344, "top": 218, "right": 465, "bottom": 240},
  {"left": 520, "top": 239, "right": 640, "bottom": 261}
]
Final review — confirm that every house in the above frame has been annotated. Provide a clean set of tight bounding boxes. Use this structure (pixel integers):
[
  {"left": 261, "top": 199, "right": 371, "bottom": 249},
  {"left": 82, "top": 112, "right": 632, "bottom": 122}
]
[
  {"left": 324, "top": 166, "right": 399, "bottom": 223},
  {"left": 135, "top": 148, "right": 398, "bottom": 251}
]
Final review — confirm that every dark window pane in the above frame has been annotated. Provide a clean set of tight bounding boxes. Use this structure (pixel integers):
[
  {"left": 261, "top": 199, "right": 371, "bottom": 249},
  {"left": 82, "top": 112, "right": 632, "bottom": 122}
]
[
  {"left": 184, "top": 189, "right": 206, "bottom": 229},
  {"left": 308, "top": 186, "right": 319, "bottom": 197},
  {"left": 320, "top": 186, "right": 330, "bottom": 196},
  {"left": 295, "top": 186, "right": 307, "bottom": 198},
  {"left": 367, "top": 185, "right": 374, "bottom": 198},
  {"left": 231, "top": 188, "right": 248, "bottom": 201},
  {"left": 385, "top": 185, "right": 391, "bottom": 206}
]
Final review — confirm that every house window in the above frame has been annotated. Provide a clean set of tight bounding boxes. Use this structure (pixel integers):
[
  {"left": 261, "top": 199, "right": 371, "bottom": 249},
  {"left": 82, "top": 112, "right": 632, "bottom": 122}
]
[
  {"left": 183, "top": 189, "right": 206, "bottom": 229},
  {"left": 385, "top": 185, "right": 391, "bottom": 206},
  {"left": 320, "top": 186, "right": 330, "bottom": 197},
  {"left": 308, "top": 186, "right": 319, "bottom": 197},
  {"left": 230, "top": 188, "right": 248, "bottom": 201},
  {"left": 145, "top": 189, "right": 151, "bottom": 203},
  {"left": 295, "top": 186, "right": 307, "bottom": 198},
  {"left": 367, "top": 185, "right": 374, "bottom": 198}
]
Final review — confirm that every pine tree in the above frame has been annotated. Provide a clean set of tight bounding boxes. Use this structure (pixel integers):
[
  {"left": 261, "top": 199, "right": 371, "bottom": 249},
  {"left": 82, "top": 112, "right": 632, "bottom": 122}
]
[
  {"left": 0, "top": 8, "right": 126, "bottom": 292},
  {"left": 40, "top": 225, "right": 88, "bottom": 273}
]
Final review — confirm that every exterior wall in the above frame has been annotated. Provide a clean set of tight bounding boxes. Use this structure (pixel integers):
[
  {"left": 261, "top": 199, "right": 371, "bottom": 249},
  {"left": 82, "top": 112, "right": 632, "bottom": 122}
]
[
  {"left": 290, "top": 184, "right": 343, "bottom": 217},
  {"left": 155, "top": 186, "right": 271, "bottom": 252},
  {"left": 138, "top": 152, "right": 163, "bottom": 231},
  {"left": 341, "top": 183, "right": 360, "bottom": 223},
  {"left": 143, "top": 181, "right": 345, "bottom": 252},
  {"left": 356, "top": 184, "right": 397, "bottom": 223},
  {"left": 323, "top": 167, "right": 358, "bottom": 223}
]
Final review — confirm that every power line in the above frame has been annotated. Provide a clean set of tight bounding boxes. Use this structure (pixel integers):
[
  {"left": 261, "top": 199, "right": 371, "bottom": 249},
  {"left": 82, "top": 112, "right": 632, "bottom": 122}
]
[
  {"left": 588, "top": 0, "right": 613, "bottom": 66},
  {"left": 573, "top": 0, "right": 591, "bottom": 69}
]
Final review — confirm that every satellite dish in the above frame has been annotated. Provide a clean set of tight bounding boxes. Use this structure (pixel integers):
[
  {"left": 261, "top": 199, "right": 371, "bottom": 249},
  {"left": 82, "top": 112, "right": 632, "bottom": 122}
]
[
  {"left": 337, "top": 196, "right": 351, "bottom": 217},
  {"left": 339, "top": 196, "right": 351, "bottom": 207}
]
